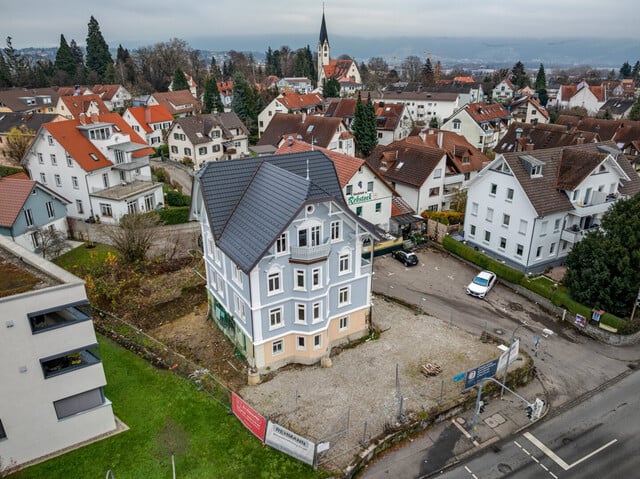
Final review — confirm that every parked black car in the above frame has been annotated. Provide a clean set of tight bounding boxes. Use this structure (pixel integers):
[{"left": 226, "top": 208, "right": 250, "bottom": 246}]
[{"left": 391, "top": 249, "right": 419, "bottom": 266}]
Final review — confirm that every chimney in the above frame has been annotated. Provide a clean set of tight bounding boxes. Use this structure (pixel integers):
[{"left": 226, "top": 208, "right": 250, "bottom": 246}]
[
  {"left": 525, "top": 138, "right": 534, "bottom": 151},
  {"left": 288, "top": 135, "right": 294, "bottom": 147},
  {"left": 437, "top": 131, "right": 443, "bottom": 148},
  {"left": 576, "top": 133, "right": 585, "bottom": 144},
  {"left": 79, "top": 112, "right": 86, "bottom": 125},
  {"left": 301, "top": 112, "right": 307, "bottom": 124},
  {"left": 419, "top": 130, "right": 426, "bottom": 143}
]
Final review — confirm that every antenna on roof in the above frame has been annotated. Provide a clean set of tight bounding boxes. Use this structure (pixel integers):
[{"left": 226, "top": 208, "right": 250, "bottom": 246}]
[{"left": 306, "top": 159, "right": 310, "bottom": 181}]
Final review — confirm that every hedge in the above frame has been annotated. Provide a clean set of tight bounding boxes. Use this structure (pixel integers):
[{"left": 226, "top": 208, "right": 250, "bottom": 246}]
[
  {"left": 158, "top": 206, "right": 190, "bottom": 225},
  {"left": 422, "top": 211, "right": 464, "bottom": 225},
  {"left": 166, "top": 189, "right": 191, "bottom": 207},
  {"left": 442, "top": 235, "right": 627, "bottom": 332}
]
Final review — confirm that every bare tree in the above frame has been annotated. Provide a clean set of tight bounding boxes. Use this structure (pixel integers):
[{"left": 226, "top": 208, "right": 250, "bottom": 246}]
[
  {"left": 32, "top": 226, "right": 67, "bottom": 259},
  {"left": 401, "top": 55, "right": 423, "bottom": 82},
  {"left": 103, "top": 213, "right": 160, "bottom": 263},
  {"left": 5, "top": 125, "right": 35, "bottom": 164}
]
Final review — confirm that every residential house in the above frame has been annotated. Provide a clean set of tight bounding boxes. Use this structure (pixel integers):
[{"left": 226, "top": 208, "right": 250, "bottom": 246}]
[
  {"left": 364, "top": 90, "right": 462, "bottom": 127},
  {"left": 555, "top": 116, "right": 627, "bottom": 141},
  {"left": 603, "top": 79, "right": 636, "bottom": 98},
  {"left": 0, "top": 173, "right": 70, "bottom": 253},
  {"left": 317, "top": 11, "right": 361, "bottom": 95},
  {"left": 277, "top": 77, "right": 314, "bottom": 94},
  {"left": 508, "top": 95, "right": 550, "bottom": 125},
  {"left": 324, "top": 98, "right": 412, "bottom": 145},
  {"left": 405, "top": 128, "right": 490, "bottom": 208},
  {"left": 148, "top": 90, "right": 201, "bottom": 117},
  {"left": 190, "top": 151, "right": 377, "bottom": 371},
  {"left": 424, "top": 81, "right": 487, "bottom": 108},
  {"left": 441, "top": 102, "right": 512, "bottom": 152},
  {"left": 122, "top": 104, "right": 174, "bottom": 147},
  {"left": 598, "top": 98, "right": 635, "bottom": 120},
  {"left": 0, "top": 112, "right": 62, "bottom": 166},
  {"left": 492, "top": 79, "right": 516, "bottom": 104},
  {"left": 258, "top": 91, "right": 325, "bottom": 137},
  {"left": 365, "top": 138, "right": 449, "bottom": 214},
  {"left": 22, "top": 112, "right": 163, "bottom": 223},
  {"left": 612, "top": 122, "right": 640, "bottom": 161},
  {"left": 553, "top": 81, "right": 606, "bottom": 114},
  {"left": 463, "top": 142, "right": 640, "bottom": 274},
  {"left": 0, "top": 88, "right": 58, "bottom": 114},
  {"left": 169, "top": 73, "right": 198, "bottom": 98},
  {"left": 257, "top": 113, "right": 354, "bottom": 156},
  {"left": 166, "top": 112, "right": 250, "bottom": 169},
  {"left": 56, "top": 86, "right": 91, "bottom": 97},
  {"left": 0, "top": 235, "right": 116, "bottom": 467},
  {"left": 91, "top": 84, "right": 133, "bottom": 111},
  {"left": 495, "top": 122, "right": 598, "bottom": 155},
  {"left": 55, "top": 94, "right": 110, "bottom": 120},
  {"left": 275, "top": 139, "right": 396, "bottom": 231},
  {"left": 217, "top": 81, "right": 233, "bottom": 111}
]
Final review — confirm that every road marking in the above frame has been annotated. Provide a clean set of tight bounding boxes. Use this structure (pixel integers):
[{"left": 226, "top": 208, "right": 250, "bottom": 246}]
[
  {"left": 464, "top": 465, "right": 478, "bottom": 479},
  {"left": 523, "top": 432, "right": 618, "bottom": 470},
  {"left": 451, "top": 419, "right": 480, "bottom": 447}
]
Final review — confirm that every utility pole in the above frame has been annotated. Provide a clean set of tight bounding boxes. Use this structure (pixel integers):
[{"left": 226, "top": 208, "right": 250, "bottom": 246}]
[{"left": 630, "top": 286, "right": 640, "bottom": 321}]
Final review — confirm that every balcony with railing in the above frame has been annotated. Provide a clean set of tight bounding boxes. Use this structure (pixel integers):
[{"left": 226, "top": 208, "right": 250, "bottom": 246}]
[
  {"left": 571, "top": 191, "right": 618, "bottom": 217},
  {"left": 560, "top": 223, "right": 601, "bottom": 243},
  {"left": 361, "top": 257, "right": 372, "bottom": 275},
  {"left": 290, "top": 241, "right": 332, "bottom": 263}
]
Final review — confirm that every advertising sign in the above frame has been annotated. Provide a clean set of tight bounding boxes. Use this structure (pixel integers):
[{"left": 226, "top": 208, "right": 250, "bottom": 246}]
[
  {"left": 575, "top": 314, "right": 587, "bottom": 328},
  {"left": 497, "top": 339, "right": 520, "bottom": 373},
  {"left": 231, "top": 392, "right": 267, "bottom": 441},
  {"left": 464, "top": 358, "right": 499, "bottom": 389},
  {"left": 265, "top": 420, "right": 316, "bottom": 465}
]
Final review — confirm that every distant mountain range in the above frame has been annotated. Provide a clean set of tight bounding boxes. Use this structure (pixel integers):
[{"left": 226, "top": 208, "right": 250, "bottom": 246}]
[{"left": 20, "top": 35, "right": 639, "bottom": 71}]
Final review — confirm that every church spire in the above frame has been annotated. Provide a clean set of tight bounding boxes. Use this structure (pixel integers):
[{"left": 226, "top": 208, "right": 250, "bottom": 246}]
[{"left": 319, "top": 6, "right": 329, "bottom": 45}]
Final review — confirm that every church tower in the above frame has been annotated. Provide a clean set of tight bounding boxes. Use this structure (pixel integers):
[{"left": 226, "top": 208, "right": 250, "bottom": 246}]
[{"left": 317, "top": 8, "right": 330, "bottom": 85}]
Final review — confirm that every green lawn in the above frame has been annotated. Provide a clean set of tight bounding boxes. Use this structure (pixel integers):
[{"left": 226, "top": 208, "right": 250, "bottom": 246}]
[
  {"left": 15, "top": 336, "right": 324, "bottom": 479},
  {"left": 54, "top": 243, "right": 118, "bottom": 274}
]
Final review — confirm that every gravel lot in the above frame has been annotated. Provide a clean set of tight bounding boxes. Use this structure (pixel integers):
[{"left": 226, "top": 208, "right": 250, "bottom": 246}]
[{"left": 239, "top": 294, "right": 500, "bottom": 471}]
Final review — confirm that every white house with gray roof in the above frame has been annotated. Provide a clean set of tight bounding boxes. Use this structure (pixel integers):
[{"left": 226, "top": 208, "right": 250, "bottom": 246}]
[
  {"left": 463, "top": 142, "right": 640, "bottom": 274},
  {"left": 190, "top": 151, "right": 378, "bottom": 372},
  {"left": 166, "top": 112, "right": 249, "bottom": 169}
]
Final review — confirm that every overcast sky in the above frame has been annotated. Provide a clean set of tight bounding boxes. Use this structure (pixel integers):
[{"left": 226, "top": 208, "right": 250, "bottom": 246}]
[{"left": 2, "top": 0, "right": 637, "bottom": 50}]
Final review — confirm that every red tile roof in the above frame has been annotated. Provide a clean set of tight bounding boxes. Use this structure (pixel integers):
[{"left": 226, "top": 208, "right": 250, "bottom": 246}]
[
  {"left": 0, "top": 175, "right": 35, "bottom": 227},
  {"left": 465, "top": 102, "right": 510, "bottom": 123},
  {"left": 406, "top": 129, "right": 489, "bottom": 174},
  {"left": 44, "top": 113, "right": 153, "bottom": 172},
  {"left": 277, "top": 91, "right": 325, "bottom": 111},
  {"left": 92, "top": 84, "right": 122, "bottom": 101},
  {"left": 151, "top": 90, "right": 201, "bottom": 116},
  {"left": 257, "top": 113, "right": 348, "bottom": 149},
  {"left": 58, "top": 94, "right": 110, "bottom": 118},
  {"left": 126, "top": 104, "right": 174, "bottom": 133},
  {"left": 323, "top": 59, "right": 358, "bottom": 83},
  {"left": 217, "top": 81, "right": 233, "bottom": 97}
]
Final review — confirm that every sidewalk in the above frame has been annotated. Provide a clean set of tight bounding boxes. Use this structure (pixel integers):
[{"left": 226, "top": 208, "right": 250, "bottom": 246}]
[{"left": 360, "top": 376, "right": 547, "bottom": 479}]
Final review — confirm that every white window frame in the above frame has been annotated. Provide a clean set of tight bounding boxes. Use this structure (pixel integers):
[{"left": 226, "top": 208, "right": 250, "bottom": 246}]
[
  {"left": 272, "top": 339, "right": 284, "bottom": 356},
  {"left": 330, "top": 220, "right": 342, "bottom": 242},
  {"left": 506, "top": 188, "right": 514, "bottom": 201},
  {"left": 294, "top": 269, "right": 306, "bottom": 291},
  {"left": 295, "top": 303, "right": 306, "bottom": 324},
  {"left": 296, "top": 336, "right": 306, "bottom": 351},
  {"left": 267, "top": 270, "right": 282, "bottom": 295},
  {"left": 72, "top": 176, "right": 79, "bottom": 189},
  {"left": 46, "top": 201, "right": 55, "bottom": 218},
  {"left": 231, "top": 262, "right": 243, "bottom": 285},
  {"left": 312, "top": 267, "right": 322, "bottom": 290},
  {"left": 502, "top": 214, "right": 510, "bottom": 227},
  {"left": 313, "top": 334, "right": 322, "bottom": 350},
  {"left": 269, "top": 307, "right": 283, "bottom": 330},
  {"left": 338, "top": 286, "right": 350, "bottom": 307},
  {"left": 275, "top": 232, "right": 288, "bottom": 255},
  {"left": 519, "top": 219, "right": 528, "bottom": 235},
  {"left": 471, "top": 202, "right": 478, "bottom": 216},
  {"left": 486, "top": 207, "right": 494, "bottom": 222},
  {"left": 339, "top": 250, "right": 351, "bottom": 275},
  {"left": 54, "top": 174, "right": 61, "bottom": 187},
  {"left": 312, "top": 302, "right": 322, "bottom": 323},
  {"left": 339, "top": 316, "right": 349, "bottom": 331}
]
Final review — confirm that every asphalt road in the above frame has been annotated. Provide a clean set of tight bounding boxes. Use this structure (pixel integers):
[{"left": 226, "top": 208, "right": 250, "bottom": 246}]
[
  {"left": 436, "top": 368, "right": 640, "bottom": 478},
  {"left": 372, "top": 246, "right": 639, "bottom": 409}
]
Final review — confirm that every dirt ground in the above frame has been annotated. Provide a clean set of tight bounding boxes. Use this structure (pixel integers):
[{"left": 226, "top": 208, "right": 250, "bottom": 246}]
[{"left": 148, "top": 293, "right": 501, "bottom": 472}]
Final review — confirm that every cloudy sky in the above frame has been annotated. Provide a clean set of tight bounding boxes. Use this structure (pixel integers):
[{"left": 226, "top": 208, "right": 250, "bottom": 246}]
[{"left": 2, "top": 0, "right": 637, "bottom": 50}]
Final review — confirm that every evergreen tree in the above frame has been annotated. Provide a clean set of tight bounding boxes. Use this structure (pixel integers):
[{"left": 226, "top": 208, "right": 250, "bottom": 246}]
[
  {"left": 628, "top": 96, "right": 640, "bottom": 121},
  {"left": 429, "top": 117, "right": 439, "bottom": 128},
  {"left": 4, "top": 36, "right": 29, "bottom": 86},
  {"left": 632, "top": 61, "right": 640, "bottom": 81},
  {"left": 202, "top": 75, "right": 224, "bottom": 113},
  {"left": 564, "top": 194, "right": 640, "bottom": 318},
  {"left": 510, "top": 61, "right": 529, "bottom": 88},
  {"left": 231, "top": 73, "right": 256, "bottom": 134},
  {"left": 54, "top": 34, "right": 76, "bottom": 79},
  {"left": 422, "top": 58, "right": 435, "bottom": 86},
  {"left": 115, "top": 44, "right": 135, "bottom": 85},
  {"left": 619, "top": 61, "right": 632, "bottom": 79},
  {"left": 0, "top": 52, "right": 11, "bottom": 87},
  {"left": 322, "top": 77, "right": 340, "bottom": 98},
  {"left": 534, "top": 63, "right": 548, "bottom": 106},
  {"left": 352, "top": 92, "right": 378, "bottom": 157},
  {"left": 172, "top": 67, "right": 190, "bottom": 91},
  {"left": 85, "top": 16, "right": 113, "bottom": 81},
  {"left": 210, "top": 55, "right": 220, "bottom": 77},
  {"left": 69, "top": 39, "right": 86, "bottom": 84}
]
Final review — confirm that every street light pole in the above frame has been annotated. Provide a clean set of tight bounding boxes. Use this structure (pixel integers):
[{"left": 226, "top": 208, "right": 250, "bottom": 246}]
[{"left": 630, "top": 286, "right": 640, "bottom": 322}]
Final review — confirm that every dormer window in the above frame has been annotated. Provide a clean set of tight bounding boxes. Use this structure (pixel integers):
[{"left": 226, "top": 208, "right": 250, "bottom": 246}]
[
  {"left": 531, "top": 165, "right": 542, "bottom": 176},
  {"left": 519, "top": 154, "right": 544, "bottom": 178}
]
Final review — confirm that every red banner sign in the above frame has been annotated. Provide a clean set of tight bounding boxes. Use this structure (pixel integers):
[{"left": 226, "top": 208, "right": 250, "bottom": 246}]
[{"left": 231, "top": 392, "right": 267, "bottom": 441}]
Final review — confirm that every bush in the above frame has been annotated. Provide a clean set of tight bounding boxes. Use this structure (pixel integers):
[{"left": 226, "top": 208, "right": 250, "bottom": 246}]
[
  {"left": 153, "top": 168, "right": 167, "bottom": 183},
  {"left": 422, "top": 211, "right": 464, "bottom": 225},
  {"left": 158, "top": 206, "right": 190, "bottom": 225},
  {"left": 166, "top": 189, "right": 191, "bottom": 207},
  {"left": 0, "top": 165, "right": 24, "bottom": 178}
]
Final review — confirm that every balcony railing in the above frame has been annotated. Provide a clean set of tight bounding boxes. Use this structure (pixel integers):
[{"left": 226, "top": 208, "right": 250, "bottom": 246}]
[
  {"left": 290, "top": 242, "right": 332, "bottom": 262},
  {"left": 560, "top": 224, "right": 600, "bottom": 243},
  {"left": 361, "top": 258, "right": 372, "bottom": 275},
  {"left": 572, "top": 192, "right": 617, "bottom": 217}
]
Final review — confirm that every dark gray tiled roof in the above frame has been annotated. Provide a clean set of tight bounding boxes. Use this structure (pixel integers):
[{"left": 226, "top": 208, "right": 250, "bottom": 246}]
[
  {"left": 174, "top": 112, "right": 248, "bottom": 145},
  {"left": 0, "top": 112, "right": 59, "bottom": 133},
  {"left": 197, "top": 150, "right": 349, "bottom": 272}
]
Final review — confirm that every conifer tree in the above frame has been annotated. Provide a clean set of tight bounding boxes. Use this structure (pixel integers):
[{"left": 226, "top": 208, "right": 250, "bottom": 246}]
[
  {"left": 352, "top": 92, "right": 378, "bottom": 157},
  {"left": 322, "top": 77, "right": 340, "bottom": 98},
  {"left": 534, "top": 63, "right": 548, "bottom": 106},
  {"left": 510, "top": 61, "right": 529, "bottom": 88},
  {"left": 422, "top": 58, "right": 435, "bottom": 86},
  {"left": 172, "top": 67, "right": 190, "bottom": 91},
  {"left": 54, "top": 34, "right": 77, "bottom": 78},
  {"left": 0, "top": 52, "right": 11, "bottom": 87},
  {"left": 85, "top": 16, "right": 113, "bottom": 81},
  {"left": 202, "top": 75, "right": 224, "bottom": 114}
]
